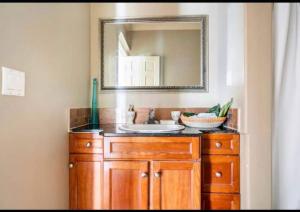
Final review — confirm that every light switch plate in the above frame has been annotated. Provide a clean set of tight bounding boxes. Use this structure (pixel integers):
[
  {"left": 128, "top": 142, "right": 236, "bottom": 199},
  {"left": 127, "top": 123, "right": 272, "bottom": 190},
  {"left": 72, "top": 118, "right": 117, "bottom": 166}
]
[{"left": 1, "top": 67, "right": 25, "bottom": 96}]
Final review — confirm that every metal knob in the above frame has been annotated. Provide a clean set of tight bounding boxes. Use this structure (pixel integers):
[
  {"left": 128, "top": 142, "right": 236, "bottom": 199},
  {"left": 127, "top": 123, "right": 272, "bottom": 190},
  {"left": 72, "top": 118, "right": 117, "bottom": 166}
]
[
  {"left": 215, "top": 171, "right": 222, "bottom": 178},
  {"left": 86, "top": 142, "right": 92, "bottom": 148},
  {"left": 141, "top": 172, "right": 148, "bottom": 178},
  {"left": 154, "top": 172, "right": 161, "bottom": 178},
  {"left": 215, "top": 142, "right": 222, "bottom": 148},
  {"left": 69, "top": 163, "right": 74, "bottom": 169}
]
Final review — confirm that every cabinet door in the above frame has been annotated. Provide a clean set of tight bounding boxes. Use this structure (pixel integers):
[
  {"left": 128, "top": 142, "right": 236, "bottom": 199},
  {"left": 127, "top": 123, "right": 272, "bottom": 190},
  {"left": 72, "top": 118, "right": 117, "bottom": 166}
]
[
  {"left": 151, "top": 161, "right": 201, "bottom": 210},
  {"left": 69, "top": 154, "right": 102, "bottom": 210},
  {"left": 103, "top": 161, "right": 149, "bottom": 209}
]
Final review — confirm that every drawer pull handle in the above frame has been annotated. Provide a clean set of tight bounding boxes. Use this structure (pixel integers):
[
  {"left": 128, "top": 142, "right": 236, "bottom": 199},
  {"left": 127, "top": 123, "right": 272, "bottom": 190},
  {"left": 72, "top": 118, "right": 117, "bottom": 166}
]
[
  {"left": 215, "top": 171, "right": 222, "bottom": 178},
  {"left": 86, "top": 142, "right": 92, "bottom": 148},
  {"left": 69, "top": 163, "right": 74, "bottom": 169},
  {"left": 141, "top": 172, "right": 148, "bottom": 178},
  {"left": 215, "top": 142, "right": 222, "bottom": 148},
  {"left": 154, "top": 172, "right": 161, "bottom": 178}
]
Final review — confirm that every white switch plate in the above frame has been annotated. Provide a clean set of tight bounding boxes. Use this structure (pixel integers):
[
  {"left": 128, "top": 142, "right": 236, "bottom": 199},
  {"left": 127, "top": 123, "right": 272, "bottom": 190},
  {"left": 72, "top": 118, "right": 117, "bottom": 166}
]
[{"left": 1, "top": 67, "right": 25, "bottom": 96}]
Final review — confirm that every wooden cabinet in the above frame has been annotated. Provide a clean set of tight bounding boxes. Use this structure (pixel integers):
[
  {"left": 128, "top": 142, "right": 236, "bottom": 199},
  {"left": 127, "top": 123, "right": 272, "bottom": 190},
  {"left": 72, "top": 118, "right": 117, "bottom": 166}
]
[
  {"left": 69, "top": 132, "right": 240, "bottom": 210},
  {"left": 151, "top": 161, "right": 201, "bottom": 210},
  {"left": 102, "top": 160, "right": 200, "bottom": 210},
  {"left": 69, "top": 134, "right": 201, "bottom": 210},
  {"left": 102, "top": 136, "right": 201, "bottom": 210},
  {"left": 103, "top": 161, "right": 149, "bottom": 210},
  {"left": 201, "top": 133, "right": 240, "bottom": 210},
  {"left": 69, "top": 154, "right": 102, "bottom": 210}
]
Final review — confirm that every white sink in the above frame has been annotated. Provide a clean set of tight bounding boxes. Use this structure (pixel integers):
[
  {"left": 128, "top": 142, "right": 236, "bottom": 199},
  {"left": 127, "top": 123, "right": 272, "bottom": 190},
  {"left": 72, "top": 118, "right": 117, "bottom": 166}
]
[{"left": 119, "top": 124, "right": 185, "bottom": 133}]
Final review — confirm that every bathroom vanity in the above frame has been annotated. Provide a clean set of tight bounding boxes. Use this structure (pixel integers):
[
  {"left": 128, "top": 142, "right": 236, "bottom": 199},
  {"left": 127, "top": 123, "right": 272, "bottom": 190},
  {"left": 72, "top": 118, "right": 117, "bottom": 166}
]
[
  {"left": 69, "top": 124, "right": 240, "bottom": 210},
  {"left": 67, "top": 13, "right": 240, "bottom": 210}
]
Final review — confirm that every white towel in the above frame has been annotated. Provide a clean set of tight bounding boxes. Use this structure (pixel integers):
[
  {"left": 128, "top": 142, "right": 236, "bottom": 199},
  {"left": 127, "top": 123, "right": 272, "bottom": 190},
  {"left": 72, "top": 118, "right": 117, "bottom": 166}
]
[{"left": 196, "top": 113, "right": 217, "bottom": 118}]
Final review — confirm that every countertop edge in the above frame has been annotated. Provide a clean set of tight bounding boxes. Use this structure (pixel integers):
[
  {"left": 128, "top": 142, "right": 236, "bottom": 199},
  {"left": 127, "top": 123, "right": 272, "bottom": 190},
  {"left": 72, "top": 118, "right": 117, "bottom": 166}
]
[{"left": 69, "top": 124, "right": 239, "bottom": 136}]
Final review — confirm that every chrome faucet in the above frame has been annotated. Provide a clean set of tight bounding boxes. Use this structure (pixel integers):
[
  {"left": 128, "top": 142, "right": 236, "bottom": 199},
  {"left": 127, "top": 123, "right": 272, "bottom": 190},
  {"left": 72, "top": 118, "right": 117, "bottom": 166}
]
[{"left": 145, "top": 108, "right": 159, "bottom": 124}]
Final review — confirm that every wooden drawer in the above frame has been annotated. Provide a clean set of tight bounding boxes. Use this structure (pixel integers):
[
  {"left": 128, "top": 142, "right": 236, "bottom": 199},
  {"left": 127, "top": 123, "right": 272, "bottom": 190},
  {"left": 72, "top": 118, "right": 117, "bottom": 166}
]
[
  {"left": 104, "top": 137, "right": 200, "bottom": 160},
  {"left": 202, "top": 193, "right": 240, "bottom": 210},
  {"left": 202, "top": 134, "right": 239, "bottom": 155},
  {"left": 69, "top": 133, "right": 103, "bottom": 154},
  {"left": 202, "top": 155, "right": 239, "bottom": 193}
]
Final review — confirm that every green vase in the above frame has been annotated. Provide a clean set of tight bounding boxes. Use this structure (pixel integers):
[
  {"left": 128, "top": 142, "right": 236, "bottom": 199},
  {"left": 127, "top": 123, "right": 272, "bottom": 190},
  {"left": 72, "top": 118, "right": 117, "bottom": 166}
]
[{"left": 91, "top": 78, "right": 99, "bottom": 125}]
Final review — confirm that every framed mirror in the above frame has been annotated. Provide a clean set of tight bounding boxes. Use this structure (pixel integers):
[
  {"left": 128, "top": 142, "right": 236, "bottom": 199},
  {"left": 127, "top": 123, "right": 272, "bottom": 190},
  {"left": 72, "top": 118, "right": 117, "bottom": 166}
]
[{"left": 100, "top": 16, "right": 208, "bottom": 91}]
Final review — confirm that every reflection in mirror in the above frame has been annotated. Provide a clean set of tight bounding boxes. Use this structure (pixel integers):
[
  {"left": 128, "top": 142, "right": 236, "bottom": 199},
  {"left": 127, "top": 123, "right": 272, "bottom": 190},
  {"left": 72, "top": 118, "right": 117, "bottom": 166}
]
[{"left": 101, "top": 16, "right": 208, "bottom": 91}]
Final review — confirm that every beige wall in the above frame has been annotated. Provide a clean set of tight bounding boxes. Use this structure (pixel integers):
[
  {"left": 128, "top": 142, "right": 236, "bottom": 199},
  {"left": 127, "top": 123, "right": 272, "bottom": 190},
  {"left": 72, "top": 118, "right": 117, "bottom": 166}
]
[
  {"left": 129, "top": 30, "right": 200, "bottom": 86},
  {"left": 242, "top": 3, "right": 273, "bottom": 209},
  {"left": 103, "top": 24, "right": 118, "bottom": 86},
  {"left": 91, "top": 3, "right": 245, "bottom": 109},
  {"left": 0, "top": 3, "right": 90, "bottom": 209}
]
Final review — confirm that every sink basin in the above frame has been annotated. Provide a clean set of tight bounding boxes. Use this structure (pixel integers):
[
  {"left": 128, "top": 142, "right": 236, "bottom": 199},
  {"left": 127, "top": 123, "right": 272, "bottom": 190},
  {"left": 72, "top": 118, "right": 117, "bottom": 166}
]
[{"left": 119, "top": 124, "right": 185, "bottom": 133}]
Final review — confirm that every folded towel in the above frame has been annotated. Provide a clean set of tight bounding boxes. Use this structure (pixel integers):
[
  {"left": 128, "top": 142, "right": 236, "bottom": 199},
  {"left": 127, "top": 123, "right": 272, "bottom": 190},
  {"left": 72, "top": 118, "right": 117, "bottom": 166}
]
[
  {"left": 196, "top": 113, "right": 217, "bottom": 118},
  {"left": 160, "top": 120, "right": 176, "bottom": 125}
]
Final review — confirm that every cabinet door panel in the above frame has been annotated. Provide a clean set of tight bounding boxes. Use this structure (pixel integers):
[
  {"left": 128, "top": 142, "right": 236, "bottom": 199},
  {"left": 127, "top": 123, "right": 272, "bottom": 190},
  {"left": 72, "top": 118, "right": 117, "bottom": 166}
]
[
  {"left": 103, "top": 161, "right": 149, "bottom": 209},
  {"left": 202, "top": 193, "right": 240, "bottom": 210},
  {"left": 104, "top": 136, "right": 200, "bottom": 160},
  {"left": 151, "top": 161, "right": 201, "bottom": 210},
  {"left": 69, "top": 154, "right": 102, "bottom": 210}
]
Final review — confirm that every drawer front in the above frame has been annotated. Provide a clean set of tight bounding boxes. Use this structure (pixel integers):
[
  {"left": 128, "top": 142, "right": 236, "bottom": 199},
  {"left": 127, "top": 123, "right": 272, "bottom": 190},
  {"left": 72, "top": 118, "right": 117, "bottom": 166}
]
[
  {"left": 69, "top": 133, "right": 103, "bottom": 154},
  {"left": 202, "top": 155, "right": 239, "bottom": 193},
  {"left": 202, "top": 193, "right": 240, "bottom": 210},
  {"left": 202, "top": 134, "right": 239, "bottom": 155},
  {"left": 104, "top": 137, "right": 200, "bottom": 160}
]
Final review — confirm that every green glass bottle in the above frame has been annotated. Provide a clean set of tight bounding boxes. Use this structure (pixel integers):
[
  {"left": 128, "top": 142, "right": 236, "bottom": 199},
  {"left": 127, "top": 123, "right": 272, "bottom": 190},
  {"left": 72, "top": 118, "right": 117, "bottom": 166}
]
[{"left": 91, "top": 78, "right": 99, "bottom": 125}]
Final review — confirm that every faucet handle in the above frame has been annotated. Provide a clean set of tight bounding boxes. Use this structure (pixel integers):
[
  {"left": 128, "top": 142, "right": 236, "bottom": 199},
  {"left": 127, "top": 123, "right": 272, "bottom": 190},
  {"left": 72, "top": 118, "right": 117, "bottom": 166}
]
[
  {"left": 149, "top": 108, "right": 155, "bottom": 117},
  {"left": 146, "top": 108, "right": 157, "bottom": 124}
]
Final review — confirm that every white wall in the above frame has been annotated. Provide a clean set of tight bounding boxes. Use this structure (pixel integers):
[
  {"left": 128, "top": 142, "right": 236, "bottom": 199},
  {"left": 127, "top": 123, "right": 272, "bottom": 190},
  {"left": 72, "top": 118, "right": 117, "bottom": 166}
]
[
  {"left": 90, "top": 4, "right": 273, "bottom": 210},
  {"left": 0, "top": 3, "right": 90, "bottom": 209},
  {"left": 90, "top": 3, "right": 245, "bottom": 110}
]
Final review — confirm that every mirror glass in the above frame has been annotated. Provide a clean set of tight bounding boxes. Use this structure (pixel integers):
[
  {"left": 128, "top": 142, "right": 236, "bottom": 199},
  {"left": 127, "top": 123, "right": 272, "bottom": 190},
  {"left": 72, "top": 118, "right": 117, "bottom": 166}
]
[{"left": 101, "top": 16, "right": 208, "bottom": 91}]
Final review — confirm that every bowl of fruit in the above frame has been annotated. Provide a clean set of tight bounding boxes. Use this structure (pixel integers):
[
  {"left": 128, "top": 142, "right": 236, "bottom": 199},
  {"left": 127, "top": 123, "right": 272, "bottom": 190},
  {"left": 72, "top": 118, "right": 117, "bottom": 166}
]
[{"left": 180, "top": 98, "right": 233, "bottom": 129}]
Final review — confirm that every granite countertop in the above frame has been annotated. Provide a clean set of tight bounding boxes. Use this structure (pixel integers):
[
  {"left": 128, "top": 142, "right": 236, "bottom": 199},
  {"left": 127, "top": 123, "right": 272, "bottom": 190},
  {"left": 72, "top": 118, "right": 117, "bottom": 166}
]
[{"left": 70, "top": 123, "right": 239, "bottom": 136}]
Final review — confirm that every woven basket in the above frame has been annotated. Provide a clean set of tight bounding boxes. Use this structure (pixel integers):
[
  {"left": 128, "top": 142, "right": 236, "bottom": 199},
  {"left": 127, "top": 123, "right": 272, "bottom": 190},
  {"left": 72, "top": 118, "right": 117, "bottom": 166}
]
[{"left": 180, "top": 115, "right": 226, "bottom": 128}]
